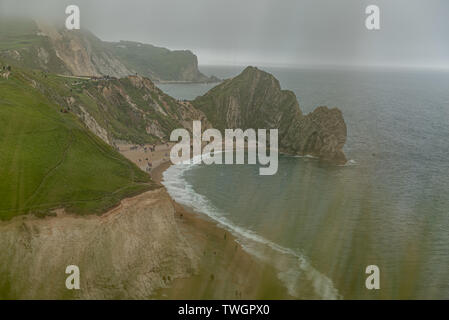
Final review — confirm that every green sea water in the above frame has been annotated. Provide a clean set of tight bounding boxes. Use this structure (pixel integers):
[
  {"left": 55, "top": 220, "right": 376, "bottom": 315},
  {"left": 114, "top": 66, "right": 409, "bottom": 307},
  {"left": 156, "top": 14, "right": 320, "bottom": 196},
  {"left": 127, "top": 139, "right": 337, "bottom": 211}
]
[{"left": 159, "top": 66, "right": 449, "bottom": 299}]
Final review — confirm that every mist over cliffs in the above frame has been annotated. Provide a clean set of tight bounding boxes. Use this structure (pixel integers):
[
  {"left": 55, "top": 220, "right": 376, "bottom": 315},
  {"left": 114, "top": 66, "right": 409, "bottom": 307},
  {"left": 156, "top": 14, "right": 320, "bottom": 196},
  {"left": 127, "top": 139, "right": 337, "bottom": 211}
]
[{"left": 0, "top": 18, "right": 215, "bottom": 82}]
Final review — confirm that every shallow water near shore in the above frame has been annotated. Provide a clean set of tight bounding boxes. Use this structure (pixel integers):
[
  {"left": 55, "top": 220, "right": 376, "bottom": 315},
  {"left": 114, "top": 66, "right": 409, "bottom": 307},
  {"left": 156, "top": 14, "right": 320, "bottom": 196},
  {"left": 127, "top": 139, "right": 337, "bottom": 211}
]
[{"left": 160, "top": 66, "right": 449, "bottom": 299}]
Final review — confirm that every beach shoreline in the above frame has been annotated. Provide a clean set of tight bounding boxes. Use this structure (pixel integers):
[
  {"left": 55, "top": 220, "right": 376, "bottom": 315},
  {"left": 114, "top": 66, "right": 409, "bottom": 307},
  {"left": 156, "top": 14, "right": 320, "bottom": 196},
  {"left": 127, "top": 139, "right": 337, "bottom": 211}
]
[{"left": 120, "top": 143, "right": 293, "bottom": 299}]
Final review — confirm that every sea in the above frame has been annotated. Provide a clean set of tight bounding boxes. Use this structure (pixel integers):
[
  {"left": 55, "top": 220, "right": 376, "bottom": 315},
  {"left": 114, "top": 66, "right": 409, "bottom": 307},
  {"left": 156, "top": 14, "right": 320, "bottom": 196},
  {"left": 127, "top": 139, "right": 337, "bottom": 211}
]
[{"left": 158, "top": 65, "right": 449, "bottom": 299}]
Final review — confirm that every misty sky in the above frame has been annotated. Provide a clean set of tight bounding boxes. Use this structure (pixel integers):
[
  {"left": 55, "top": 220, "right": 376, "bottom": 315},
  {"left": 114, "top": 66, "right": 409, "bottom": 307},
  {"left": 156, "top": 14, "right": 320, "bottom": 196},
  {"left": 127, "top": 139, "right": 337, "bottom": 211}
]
[{"left": 1, "top": 0, "right": 448, "bottom": 68}]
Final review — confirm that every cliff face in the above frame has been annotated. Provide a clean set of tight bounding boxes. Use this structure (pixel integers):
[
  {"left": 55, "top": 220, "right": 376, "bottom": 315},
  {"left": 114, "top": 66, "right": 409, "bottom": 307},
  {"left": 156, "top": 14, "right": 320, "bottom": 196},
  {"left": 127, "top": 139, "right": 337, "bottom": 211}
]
[
  {"left": 0, "top": 189, "right": 198, "bottom": 299},
  {"left": 57, "top": 75, "right": 211, "bottom": 144},
  {"left": 192, "top": 67, "right": 347, "bottom": 164},
  {"left": 282, "top": 106, "right": 347, "bottom": 164},
  {"left": 105, "top": 41, "right": 213, "bottom": 82},
  {"left": 36, "top": 23, "right": 132, "bottom": 78},
  {"left": 0, "top": 19, "right": 213, "bottom": 82}
]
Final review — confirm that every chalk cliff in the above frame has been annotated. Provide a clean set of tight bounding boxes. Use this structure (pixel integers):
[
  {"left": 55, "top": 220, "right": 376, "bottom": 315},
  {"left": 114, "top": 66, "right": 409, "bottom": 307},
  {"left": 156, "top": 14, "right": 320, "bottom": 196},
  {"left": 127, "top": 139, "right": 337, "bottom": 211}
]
[{"left": 0, "top": 189, "right": 197, "bottom": 299}]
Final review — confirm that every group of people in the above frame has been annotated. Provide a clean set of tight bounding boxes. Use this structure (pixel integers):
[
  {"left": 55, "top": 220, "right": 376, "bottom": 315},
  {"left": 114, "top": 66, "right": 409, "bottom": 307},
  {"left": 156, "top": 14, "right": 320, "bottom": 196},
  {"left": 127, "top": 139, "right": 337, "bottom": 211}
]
[
  {"left": 132, "top": 142, "right": 172, "bottom": 173},
  {"left": 132, "top": 145, "right": 157, "bottom": 172},
  {"left": 144, "top": 145, "right": 157, "bottom": 152}
]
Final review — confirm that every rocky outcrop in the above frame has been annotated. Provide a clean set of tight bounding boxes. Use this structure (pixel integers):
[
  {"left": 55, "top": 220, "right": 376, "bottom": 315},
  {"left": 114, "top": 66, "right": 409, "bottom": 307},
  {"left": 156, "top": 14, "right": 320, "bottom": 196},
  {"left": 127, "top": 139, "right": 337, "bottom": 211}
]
[
  {"left": 192, "top": 66, "right": 347, "bottom": 164},
  {"left": 77, "top": 105, "right": 112, "bottom": 145},
  {"left": 0, "top": 189, "right": 197, "bottom": 299},
  {"left": 62, "top": 75, "right": 211, "bottom": 144},
  {"left": 282, "top": 106, "right": 347, "bottom": 164}
]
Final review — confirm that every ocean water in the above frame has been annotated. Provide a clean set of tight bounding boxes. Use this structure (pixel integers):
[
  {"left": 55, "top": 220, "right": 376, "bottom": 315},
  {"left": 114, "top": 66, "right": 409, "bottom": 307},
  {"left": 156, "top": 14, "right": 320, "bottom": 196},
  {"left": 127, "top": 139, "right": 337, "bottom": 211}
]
[{"left": 159, "top": 66, "right": 449, "bottom": 299}]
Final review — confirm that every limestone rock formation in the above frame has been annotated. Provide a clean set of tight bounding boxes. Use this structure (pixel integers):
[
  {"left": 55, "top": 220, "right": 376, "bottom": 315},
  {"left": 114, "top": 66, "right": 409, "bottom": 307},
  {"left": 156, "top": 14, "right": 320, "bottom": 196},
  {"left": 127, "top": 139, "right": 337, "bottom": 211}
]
[
  {"left": 192, "top": 66, "right": 348, "bottom": 164},
  {"left": 57, "top": 75, "right": 211, "bottom": 144}
]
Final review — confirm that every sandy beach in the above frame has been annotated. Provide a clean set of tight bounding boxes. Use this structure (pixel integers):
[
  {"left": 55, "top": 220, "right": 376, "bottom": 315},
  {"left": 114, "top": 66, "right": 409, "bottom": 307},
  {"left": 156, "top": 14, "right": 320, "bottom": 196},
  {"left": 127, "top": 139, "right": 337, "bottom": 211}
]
[{"left": 120, "top": 143, "right": 292, "bottom": 299}]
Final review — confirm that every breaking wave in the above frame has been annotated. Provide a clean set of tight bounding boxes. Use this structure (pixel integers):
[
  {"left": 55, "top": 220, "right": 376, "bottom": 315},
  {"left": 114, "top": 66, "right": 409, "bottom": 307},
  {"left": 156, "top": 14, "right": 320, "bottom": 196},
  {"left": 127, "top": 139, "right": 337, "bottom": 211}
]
[{"left": 161, "top": 157, "right": 342, "bottom": 299}]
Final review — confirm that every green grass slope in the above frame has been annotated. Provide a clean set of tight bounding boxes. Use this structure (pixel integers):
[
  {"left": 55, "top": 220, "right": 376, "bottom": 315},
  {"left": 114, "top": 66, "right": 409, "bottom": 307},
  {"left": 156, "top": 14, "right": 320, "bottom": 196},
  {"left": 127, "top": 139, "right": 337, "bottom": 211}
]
[
  {"left": 0, "top": 64, "right": 155, "bottom": 220},
  {"left": 0, "top": 19, "right": 69, "bottom": 74},
  {"left": 0, "top": 18, "right": 40, "bottom": 50}
]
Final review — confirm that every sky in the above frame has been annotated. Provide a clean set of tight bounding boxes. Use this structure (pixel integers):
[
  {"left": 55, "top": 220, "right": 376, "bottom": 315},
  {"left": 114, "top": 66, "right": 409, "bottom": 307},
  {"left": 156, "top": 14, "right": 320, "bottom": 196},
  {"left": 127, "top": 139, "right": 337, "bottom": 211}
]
[{"left": 1, "top": 0, "right": 448, "bottom": 68}]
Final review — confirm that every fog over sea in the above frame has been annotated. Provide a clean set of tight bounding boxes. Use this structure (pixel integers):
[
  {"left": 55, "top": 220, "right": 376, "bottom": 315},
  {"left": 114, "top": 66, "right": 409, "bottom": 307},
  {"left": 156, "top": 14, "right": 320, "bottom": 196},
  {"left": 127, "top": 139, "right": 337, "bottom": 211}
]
[{"left": 158, "top": 66, "right": 449, "bottom": 299}]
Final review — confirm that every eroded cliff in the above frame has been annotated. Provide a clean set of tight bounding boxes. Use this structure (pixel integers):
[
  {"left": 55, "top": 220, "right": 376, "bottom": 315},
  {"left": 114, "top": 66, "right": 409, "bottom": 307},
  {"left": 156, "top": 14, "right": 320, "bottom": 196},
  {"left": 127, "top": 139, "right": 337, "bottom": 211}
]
[
  {"left": 0, "top": 189, "right": 197, "bottom": 299},
  {"left": 192, "top": 66, "right": 347, "bottom": 163}
]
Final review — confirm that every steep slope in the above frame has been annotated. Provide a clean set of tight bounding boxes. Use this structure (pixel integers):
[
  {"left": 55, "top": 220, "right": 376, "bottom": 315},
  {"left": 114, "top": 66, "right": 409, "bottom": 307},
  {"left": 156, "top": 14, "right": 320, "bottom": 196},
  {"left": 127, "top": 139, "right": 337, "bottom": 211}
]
[
  {"left": 105, "top": 41, "right": 215, "bottom": 82},
  {"left": 36, "top": 22, "right": 132, "bottom": 78},
  {"left": 0, "top": 62, "right": 197, "bottom": 299},
  {"left": 0, "top": 19, "right": 213, "bottom": 82},
  {"left": 0, "top": 18, "right": 69, "bottom": 74},
  {"left": 36, "top": 74, "right": 211, "bottom": 145},
  {"left": 0, "top": 61, "right": 155, "bottom": 220},
  {"left": 192, "top": 67, "right": 347, "bottom": 163},
  {"left": 0, "top": 189, "right": 197, "bottom": 299}
]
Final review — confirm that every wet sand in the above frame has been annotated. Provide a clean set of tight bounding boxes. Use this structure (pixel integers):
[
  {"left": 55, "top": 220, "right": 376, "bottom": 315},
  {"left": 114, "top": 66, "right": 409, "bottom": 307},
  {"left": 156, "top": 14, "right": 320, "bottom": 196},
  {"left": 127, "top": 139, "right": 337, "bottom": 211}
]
[{"left": 120, "top": 143, "right": 293, "bottom": 299}]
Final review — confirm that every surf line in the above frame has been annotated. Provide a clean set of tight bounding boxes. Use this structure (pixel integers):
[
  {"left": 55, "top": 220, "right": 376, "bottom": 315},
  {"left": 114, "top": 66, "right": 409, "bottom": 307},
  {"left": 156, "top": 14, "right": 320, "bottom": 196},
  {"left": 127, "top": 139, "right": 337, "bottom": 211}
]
[{"left": 169, "top": 120, "right": 278, "bottom": 175}]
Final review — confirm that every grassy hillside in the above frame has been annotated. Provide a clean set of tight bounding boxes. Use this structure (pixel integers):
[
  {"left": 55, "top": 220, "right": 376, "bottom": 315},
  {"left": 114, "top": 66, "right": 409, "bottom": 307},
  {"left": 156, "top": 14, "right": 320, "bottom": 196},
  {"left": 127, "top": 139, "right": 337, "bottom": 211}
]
[
  {"left": 0, "top": 19, "right": 39, "bottom": 50},
  {"left": 192, "top": 66, "right": 300, "bottom": 131},
  {"left": 31, "top": 71, "right": 209, "bottom": 145},
  {"left": 105, "top": 41, "right": 210, "bottom": 82},
  {"left": 0, "top": 64, "right": 155, "bottom": 220},
  {"left": 72, "top": 76, "right": 181, "bottom": 144},
  {"left": 0, "top": 19, "right": 69, "bottom": 74}
]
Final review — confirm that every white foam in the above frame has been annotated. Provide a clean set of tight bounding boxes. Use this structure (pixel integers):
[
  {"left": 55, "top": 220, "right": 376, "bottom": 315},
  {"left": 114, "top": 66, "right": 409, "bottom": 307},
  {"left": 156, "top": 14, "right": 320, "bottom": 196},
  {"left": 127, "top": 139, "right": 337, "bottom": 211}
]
[
  {"left": 289, "top": 154, "right": 318, "bottom": 159},
  {"left": 162, "top": 161, "right": 342, "bottom": 300},
  {"left": 338, "top": 159, "right": 357, "bottom": 167}
]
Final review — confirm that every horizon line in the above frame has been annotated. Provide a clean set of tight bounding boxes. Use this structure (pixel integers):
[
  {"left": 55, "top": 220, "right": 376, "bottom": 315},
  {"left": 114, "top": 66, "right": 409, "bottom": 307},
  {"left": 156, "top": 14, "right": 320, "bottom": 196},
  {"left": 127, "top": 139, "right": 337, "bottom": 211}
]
[{"left": 198, "top": 62, "right": 449, "bottom": 72}]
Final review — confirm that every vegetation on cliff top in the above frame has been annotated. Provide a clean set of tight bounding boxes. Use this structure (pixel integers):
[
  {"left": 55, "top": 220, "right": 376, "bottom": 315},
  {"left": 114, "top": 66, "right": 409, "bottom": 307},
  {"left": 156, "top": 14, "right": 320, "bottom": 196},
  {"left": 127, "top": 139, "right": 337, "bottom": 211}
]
[
  {"left": 105, "top": 41, "right": 211, "bottom": 82},
  {"left": 0, "top": 18, "right": 212, "bottom": 82},
  {"left": 0, "top": 63, "right": 155, "bottom": 220}
]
